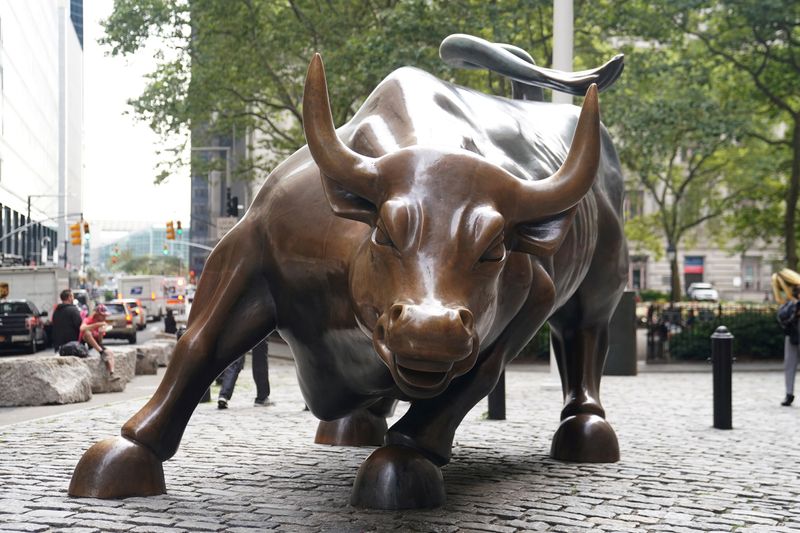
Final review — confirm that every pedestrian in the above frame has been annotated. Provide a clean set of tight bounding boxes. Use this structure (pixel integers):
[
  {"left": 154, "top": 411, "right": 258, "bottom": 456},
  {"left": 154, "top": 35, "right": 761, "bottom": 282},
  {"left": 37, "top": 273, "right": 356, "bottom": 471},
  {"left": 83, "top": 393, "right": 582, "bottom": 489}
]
[
  {"left": 778, "top": 285, "right": 800, "bottom": 406},
  {"left": 164, "top": 309, "right": 177, "bottom": 334},
  {"left": 217, "top": 339, "right": 271, "bottom": 409},
  {"left": 51, "top": 289, "right": 83, "bottom": 353},
  {"left": 80, "top": 303, "right": 118, "bottom": 379}
]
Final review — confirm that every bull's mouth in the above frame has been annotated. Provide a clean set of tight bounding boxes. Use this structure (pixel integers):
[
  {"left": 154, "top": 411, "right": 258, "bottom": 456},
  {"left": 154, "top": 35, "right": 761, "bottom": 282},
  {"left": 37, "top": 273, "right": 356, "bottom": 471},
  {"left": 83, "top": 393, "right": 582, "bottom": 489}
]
[
  {"left": 395, "top": 364, "right": 450, "bottom": 390},
  {"left": 372, "top": 323, "right": 479, "bottom": 399}
]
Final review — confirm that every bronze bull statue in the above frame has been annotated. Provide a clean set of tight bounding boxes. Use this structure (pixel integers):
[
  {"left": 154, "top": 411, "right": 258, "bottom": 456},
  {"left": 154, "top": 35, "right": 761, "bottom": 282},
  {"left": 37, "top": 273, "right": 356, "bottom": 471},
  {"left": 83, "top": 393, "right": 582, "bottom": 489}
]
[{"left": 70, "top": 35, "right": 628, "bottom": 510}]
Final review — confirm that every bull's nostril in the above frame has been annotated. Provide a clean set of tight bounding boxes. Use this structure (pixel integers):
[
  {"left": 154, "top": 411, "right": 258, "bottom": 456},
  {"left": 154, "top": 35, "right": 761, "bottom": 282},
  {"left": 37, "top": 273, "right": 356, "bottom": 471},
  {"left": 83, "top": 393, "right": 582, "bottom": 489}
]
[
  {"left": 458, "top": 308, "right": 474, "bottom": 331},
  {"left": 390, "top": 304, "right": 404, "bottom": 323}
]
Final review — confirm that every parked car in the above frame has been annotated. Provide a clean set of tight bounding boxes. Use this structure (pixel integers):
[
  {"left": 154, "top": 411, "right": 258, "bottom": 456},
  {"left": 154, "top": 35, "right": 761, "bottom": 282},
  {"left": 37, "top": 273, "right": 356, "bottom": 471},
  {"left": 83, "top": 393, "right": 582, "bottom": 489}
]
[
  {"left": 687, "top": 282, "right": 719, "bottom": 302},
  {"left": 99, "top": 302, "right": 137, "bottom": 344},
  {"left": 0, "top": 299, "right": 48, "bottom": 353},
  {"left": 110, "top": 298, "right": 147, "bottom": 330}
]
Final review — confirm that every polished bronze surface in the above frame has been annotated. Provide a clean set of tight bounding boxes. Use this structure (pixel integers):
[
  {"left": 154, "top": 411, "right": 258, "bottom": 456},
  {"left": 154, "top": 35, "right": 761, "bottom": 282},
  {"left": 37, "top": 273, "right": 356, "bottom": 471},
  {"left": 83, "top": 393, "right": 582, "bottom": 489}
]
[
  {"left": 350, "top": 445, "right": 446, "bottom": 509},
  {"left": 68, "top": 437, "right": 165, "bottom": 498},
  {"left": 70, "top": 36, "right": 627, "bottom": 510},
  {"left": 314, "top": 408, "right": 387, "bottom": 447}
]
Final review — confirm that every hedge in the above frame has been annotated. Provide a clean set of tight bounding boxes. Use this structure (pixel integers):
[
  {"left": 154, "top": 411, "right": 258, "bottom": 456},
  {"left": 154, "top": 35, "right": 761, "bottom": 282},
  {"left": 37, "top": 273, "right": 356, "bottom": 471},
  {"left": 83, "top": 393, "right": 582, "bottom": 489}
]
[{"left": 669, "top": 311, "right": 784, "bottom": 361}]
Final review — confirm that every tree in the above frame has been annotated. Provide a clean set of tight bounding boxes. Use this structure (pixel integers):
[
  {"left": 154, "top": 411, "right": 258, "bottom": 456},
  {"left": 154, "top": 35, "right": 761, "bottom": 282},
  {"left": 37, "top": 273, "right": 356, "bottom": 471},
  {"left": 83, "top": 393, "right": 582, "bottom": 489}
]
[
  {"left": 112, "top": 254, "right": 185, "bottom": 276},
  {"left": 677, "top": 0, "right": 800, "bottom": 270},
  {"left": 102, "top": 0, "right": 558, "bottom": 184},
  {"left": 581, "top": 0, "right": 800, "bottom": 270},
  {"left": 599, "top": 44, "right": 757, "bottom": 299}
]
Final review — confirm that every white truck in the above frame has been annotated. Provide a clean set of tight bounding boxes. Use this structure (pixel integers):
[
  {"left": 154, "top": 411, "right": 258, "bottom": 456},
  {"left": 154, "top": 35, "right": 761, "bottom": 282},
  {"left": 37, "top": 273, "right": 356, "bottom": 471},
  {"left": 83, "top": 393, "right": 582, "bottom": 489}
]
[
  {"left": 118, "top": 275, "right": 166, "bottom": 321},
  {"left": 0, "top": 266, "right": 70, "bottom": 315},
  {"left": 163, "top": 276, "right": 187, "bottom": 315}
]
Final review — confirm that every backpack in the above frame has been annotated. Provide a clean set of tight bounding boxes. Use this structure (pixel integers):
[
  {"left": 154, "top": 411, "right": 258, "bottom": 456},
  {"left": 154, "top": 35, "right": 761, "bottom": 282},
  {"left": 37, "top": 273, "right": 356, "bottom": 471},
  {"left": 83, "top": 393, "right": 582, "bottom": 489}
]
[
  {"left": 777, "top": 300, "right": 799, "bottom": 344},
  {"left": 59, "top": 340, "right": 89, "bottom": 358}
]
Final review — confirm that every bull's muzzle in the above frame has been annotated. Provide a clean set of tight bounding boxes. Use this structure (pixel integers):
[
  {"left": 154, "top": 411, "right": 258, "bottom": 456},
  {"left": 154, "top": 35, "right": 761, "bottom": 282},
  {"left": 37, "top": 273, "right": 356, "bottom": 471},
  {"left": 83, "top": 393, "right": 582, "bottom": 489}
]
[{"left": 373, "top": 303, "right": 479, "bottom": 398}]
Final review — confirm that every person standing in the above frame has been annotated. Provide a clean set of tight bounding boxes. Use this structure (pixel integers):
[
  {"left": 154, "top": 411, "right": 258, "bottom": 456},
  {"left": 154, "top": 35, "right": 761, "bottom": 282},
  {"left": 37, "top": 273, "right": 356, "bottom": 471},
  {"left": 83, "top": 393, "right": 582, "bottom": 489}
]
[
  {"left": 163, "top": 309, "right": 177, "bottom": 334},
  {"left": 51, "top": 289, "right": 83, "bottom": 353},
  {"left": 780, "top": 285, "right": 800, "bottom": 406},
  {"left": 217, "top": 339, "right": 271, "bottom": 409},
  {"left": 80, "top": 304, "right": 118, "bottom": 378}
]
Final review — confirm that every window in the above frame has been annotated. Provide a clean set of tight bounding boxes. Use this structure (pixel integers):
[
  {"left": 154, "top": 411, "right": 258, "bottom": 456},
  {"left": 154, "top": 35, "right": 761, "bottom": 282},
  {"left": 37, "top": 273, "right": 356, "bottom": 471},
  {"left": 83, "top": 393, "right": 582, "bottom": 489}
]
[{"left": 741, "top": 256, "right": 761, "bottom": 290}]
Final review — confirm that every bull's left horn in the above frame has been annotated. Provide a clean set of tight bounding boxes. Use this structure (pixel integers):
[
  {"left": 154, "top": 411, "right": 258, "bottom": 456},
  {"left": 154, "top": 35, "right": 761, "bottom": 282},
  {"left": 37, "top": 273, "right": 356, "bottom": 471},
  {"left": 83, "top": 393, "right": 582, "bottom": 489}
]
[
  {"left": 515, "top": 83, "right": 601, "bottom": 219},
  {"left": 303, "top": 54, "right": 379, "bottom": 201}
]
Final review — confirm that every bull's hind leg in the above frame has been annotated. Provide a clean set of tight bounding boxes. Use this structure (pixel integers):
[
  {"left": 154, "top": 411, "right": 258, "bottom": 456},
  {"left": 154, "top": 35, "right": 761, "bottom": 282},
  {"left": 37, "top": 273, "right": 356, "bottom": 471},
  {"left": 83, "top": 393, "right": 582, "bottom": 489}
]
[
  {"left": 548, "top": 319, "right": 619, "bottom": 462},
  {"left": 315, "top": 397, "right": 397, "bottom": 446},
  {"left": 69, "top": 222, "right": 276, "bottom": 498}
]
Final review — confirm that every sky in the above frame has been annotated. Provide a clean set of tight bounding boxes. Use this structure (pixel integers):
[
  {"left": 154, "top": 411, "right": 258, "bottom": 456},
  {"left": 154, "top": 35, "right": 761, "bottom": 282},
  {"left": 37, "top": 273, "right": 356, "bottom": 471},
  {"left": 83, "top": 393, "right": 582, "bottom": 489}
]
[{"left": 83, "top": 0, "right": 190, "bottom": 244}]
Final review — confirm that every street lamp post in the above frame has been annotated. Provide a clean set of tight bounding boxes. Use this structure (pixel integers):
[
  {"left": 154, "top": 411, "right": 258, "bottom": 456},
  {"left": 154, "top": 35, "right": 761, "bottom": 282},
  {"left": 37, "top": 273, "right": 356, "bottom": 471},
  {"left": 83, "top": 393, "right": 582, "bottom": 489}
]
[{"left": 667, "top": 243, "right": 677, "bottom": 305}]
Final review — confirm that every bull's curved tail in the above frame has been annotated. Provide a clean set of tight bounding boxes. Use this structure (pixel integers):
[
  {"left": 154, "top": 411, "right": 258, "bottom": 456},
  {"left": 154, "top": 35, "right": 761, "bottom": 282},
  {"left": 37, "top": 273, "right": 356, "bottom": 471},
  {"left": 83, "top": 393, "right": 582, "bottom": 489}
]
[{"left": 439, "top": 33, "right": 624, "bottom": 102}]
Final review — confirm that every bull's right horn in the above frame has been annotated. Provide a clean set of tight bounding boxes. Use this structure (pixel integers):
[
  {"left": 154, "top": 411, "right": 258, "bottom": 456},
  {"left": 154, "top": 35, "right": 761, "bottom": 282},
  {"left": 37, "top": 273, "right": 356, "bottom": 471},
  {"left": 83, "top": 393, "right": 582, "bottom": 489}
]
[
  {"left": 512, "top": 83, "right": 601, "bottom": 221},
  {"left": 303, "top": 54, "right": 380, "bottom": 201}
]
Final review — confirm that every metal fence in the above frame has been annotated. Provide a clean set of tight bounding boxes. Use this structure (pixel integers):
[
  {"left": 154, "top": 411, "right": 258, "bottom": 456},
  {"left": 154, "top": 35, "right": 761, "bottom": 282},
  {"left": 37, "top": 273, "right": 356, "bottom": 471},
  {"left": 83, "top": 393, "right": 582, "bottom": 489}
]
[{"left": 644, "top": 302, "right": 781, "bottom": 361}]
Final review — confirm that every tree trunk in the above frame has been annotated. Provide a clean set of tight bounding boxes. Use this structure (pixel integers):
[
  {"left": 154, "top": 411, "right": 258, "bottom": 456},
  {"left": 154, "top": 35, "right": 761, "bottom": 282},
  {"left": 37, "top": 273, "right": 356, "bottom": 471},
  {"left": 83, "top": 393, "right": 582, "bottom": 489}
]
[
  {"left": 785, "top": 119, "right": 800, "bottom": 271},
  {"left": 670, "top": 255, "right": 681, "bottom": 303}
]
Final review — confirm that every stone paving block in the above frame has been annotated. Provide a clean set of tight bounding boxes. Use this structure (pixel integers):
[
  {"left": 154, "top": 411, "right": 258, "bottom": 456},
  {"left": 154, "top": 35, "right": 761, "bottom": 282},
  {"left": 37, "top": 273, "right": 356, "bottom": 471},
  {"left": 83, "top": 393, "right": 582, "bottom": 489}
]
[
  {"left": 0, "top": 356, "right": 92, "bottom": 406},
  {"left": 0, "top": 524, "right": 49, "bottom": 532}
]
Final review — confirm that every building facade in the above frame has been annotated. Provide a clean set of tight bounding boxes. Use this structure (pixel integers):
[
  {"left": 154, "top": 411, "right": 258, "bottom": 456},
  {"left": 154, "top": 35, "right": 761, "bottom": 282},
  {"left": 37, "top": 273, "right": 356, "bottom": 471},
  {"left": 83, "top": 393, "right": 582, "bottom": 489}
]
[
  {"left": 625, "top": 190, "right": 780, "bottom": 302},
  {"left": 0, "top": 0, "right": 83, "bottom": 268},
  {"left": 92, "top": 226, "right": 190, "bottom": 269}
]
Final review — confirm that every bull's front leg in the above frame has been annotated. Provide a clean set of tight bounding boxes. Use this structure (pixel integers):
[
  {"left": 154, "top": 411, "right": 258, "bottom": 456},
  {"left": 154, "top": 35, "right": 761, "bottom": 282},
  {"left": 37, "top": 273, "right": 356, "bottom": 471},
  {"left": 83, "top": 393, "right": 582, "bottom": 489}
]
[
  {"left": 548, "top": 306, "right": 619, "bottom": 463},
  {"left": 350, "top": 265, "right": 555, "bottom": 510},
  {"left": 69, "top": 222, "right": 277, "bottom": 498}
]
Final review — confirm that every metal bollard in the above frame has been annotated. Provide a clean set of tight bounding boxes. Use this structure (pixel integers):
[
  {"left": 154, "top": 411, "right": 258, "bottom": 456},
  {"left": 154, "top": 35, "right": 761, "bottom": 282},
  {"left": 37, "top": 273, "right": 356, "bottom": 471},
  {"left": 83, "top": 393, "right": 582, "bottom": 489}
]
[
  {"left": 711, "top": 326, "right": 733, "bottom": 429},
  {"left": 487, "top": 370, "right": 506, "bottom": 420}
]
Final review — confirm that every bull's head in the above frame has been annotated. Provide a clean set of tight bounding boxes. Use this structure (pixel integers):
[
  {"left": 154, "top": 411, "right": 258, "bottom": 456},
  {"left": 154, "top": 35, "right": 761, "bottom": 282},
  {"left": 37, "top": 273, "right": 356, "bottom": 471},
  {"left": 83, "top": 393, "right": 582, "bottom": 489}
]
[{"left": 303, "top": 54, "right": 600, "bottom": 399}]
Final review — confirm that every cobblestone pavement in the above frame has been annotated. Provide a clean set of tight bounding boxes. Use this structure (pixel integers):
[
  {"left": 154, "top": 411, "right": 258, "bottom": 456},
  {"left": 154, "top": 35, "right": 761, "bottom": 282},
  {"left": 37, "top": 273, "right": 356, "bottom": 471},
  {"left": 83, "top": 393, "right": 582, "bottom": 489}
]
[{"left": 1, "top": 359, "right": 799, "bottom": 532}]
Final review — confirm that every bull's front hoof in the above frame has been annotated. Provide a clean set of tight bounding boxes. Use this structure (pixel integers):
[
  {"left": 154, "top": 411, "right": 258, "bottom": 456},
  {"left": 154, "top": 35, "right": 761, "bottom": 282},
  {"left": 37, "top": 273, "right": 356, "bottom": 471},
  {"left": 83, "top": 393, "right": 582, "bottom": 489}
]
[
  {"left": 350, "top": 445, "right": 445, "bottom": 509},
  {"left": 550, "top": 414, "right": 620, "bottom": 463},
  {"left": 315, "top": 409, "right": 387, "bottom": 447},
  {"left": 69, "top": 436, "right": 166, "bottom": 498}
]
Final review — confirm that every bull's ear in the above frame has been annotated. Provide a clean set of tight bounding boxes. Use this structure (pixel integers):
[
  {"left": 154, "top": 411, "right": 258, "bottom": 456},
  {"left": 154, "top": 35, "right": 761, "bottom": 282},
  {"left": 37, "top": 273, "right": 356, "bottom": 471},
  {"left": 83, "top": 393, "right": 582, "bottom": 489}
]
[
  {"left": 511, "top": 207, "right": 577, "bottom": 256},
  {"left": 320, "top": 174, "right": 378, "bottom": 225}
]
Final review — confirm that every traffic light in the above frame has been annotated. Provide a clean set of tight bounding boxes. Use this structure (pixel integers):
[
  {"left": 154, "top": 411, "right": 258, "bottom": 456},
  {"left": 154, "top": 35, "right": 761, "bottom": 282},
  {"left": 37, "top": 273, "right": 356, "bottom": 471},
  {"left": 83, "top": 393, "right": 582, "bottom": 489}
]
[
  {"left": 166, "top": 221, "right": 175, "bottom": 240},
  {"left": 176, "top": 220, "right": 183, "bottom": 236},
  {"left": 83, "top": 221, "right": 90, "bottom": 240},
  {"left": 189, "top": 270, "right": 196, "bottom": 285},
  {"left": 69, "top": 223, "right": 82, "bottom": 245},
  {"left": 162, "top": 244, "right": 169, "bottom": 255}
]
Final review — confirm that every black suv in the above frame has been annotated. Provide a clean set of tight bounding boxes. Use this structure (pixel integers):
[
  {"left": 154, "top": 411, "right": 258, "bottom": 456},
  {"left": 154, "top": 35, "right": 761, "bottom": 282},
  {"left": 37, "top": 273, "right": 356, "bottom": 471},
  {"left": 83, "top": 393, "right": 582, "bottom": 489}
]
[{"left": 0, "top": 300, "right": 48, "bottom": 353}]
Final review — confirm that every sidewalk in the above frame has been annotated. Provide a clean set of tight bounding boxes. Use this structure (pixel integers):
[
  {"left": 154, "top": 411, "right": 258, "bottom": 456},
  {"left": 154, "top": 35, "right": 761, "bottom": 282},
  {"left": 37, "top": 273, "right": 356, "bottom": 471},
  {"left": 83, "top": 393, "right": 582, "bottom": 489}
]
[{"left": 1, "top": 348, "right": 798, "bottom": 532}]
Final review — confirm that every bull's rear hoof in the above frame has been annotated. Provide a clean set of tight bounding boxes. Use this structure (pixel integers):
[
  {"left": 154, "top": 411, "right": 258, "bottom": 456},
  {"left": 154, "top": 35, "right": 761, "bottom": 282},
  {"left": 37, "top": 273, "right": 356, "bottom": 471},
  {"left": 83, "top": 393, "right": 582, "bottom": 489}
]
[
  {"left": 315, "top": 409, "right": 387, "bottom": 447},
  {"left": 69, "top": 436, "right": 166, "bottom": 498},
  {"left": 350, "top": 445, "right": 445, "bottom": 509},
  {"left": 550, "top": 414, "right": 620, "bottom": 463}
]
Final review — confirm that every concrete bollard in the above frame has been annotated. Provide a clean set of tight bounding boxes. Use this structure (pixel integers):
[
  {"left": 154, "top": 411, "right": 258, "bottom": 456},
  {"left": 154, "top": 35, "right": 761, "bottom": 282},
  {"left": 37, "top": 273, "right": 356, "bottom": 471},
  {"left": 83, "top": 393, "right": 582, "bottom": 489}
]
[
  {"left": 487, "top": 371, "right": 506, "bottom": 420},
  {"left": 711, "top": 326, "right": 733, "bottom": 429}
]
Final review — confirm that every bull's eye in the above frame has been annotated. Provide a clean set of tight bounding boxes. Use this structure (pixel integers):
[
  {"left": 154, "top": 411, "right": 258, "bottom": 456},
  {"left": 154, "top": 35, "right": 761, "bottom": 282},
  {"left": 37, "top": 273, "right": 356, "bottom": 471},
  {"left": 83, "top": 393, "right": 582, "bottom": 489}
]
[
  {"left": 480, "top": 240, "right": 505, "bottom": 263},
  {"left": 372, "top": 224, "right": 394, "bottom": 248}
]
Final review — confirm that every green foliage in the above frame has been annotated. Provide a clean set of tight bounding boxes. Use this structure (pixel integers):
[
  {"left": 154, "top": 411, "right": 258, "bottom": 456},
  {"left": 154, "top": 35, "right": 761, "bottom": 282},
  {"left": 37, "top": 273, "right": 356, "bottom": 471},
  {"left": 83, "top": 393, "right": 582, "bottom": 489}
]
[
  {"left": 112, "top": 254, "right": 185, "bottom": 276},
  {"left": 669, "top": 310, "right": 784, "bottom": 360},
  {"left": 102, "top": 0, "right": 558, "bottom": 183},
  {"left": 638, "top": 289, "right": 668, "bottom": 302}
]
